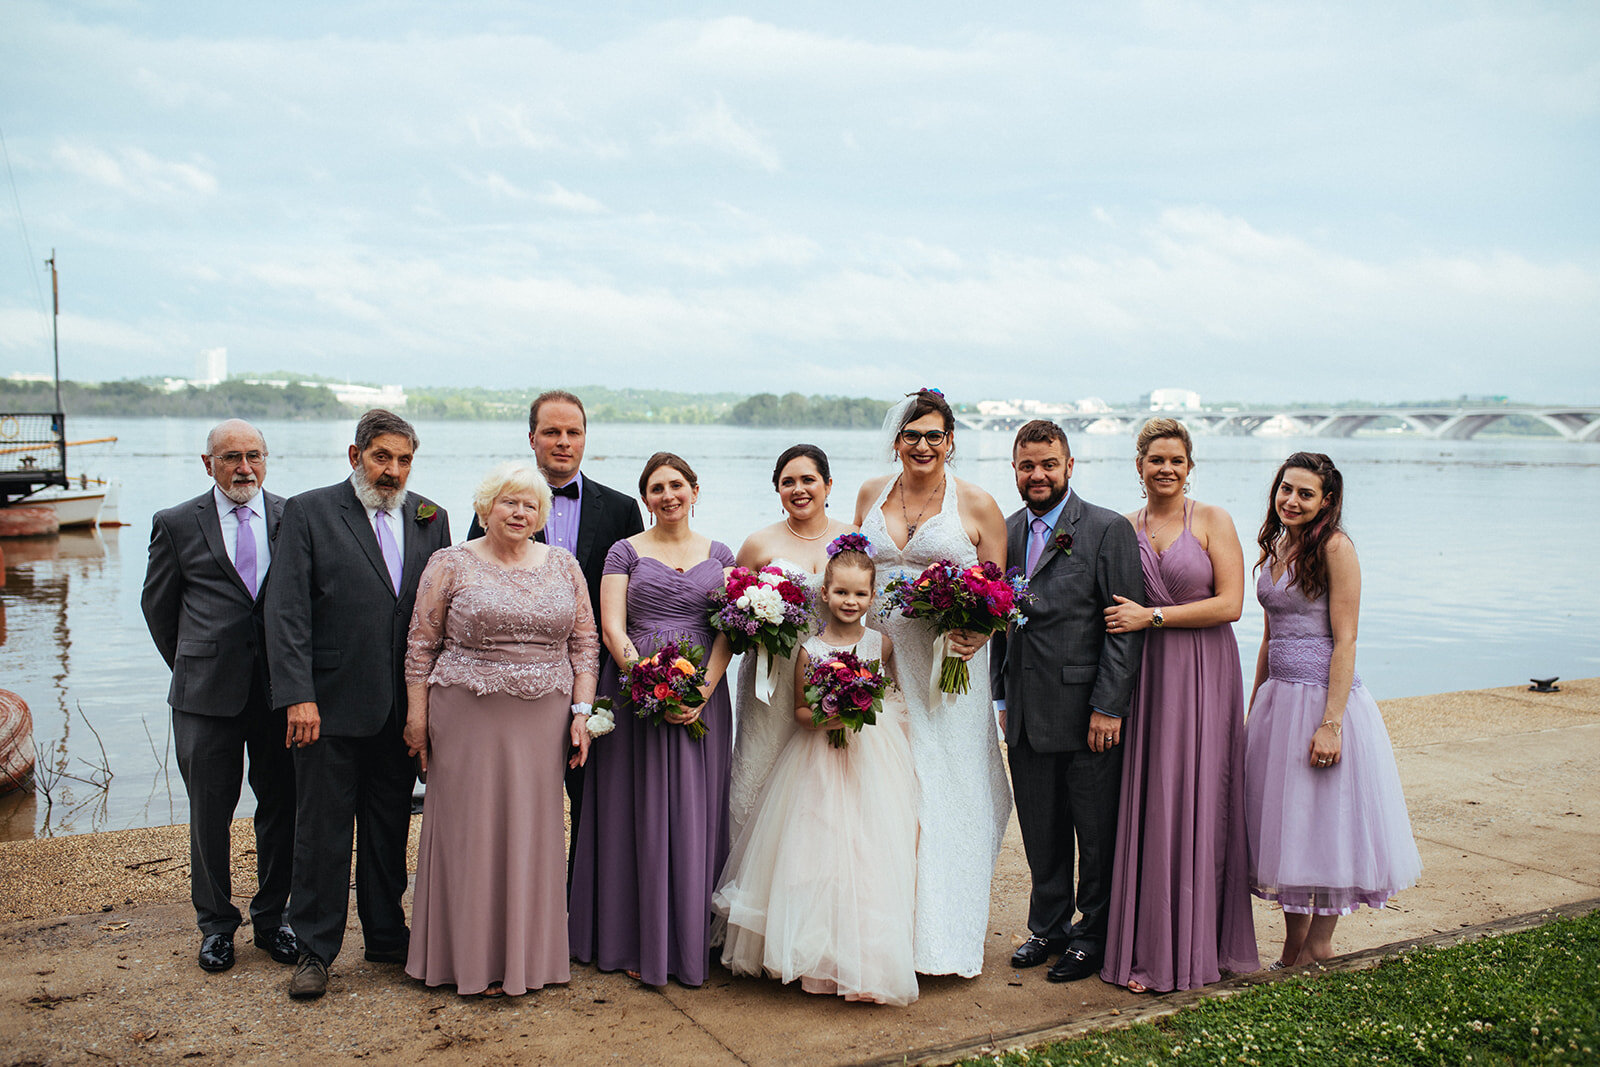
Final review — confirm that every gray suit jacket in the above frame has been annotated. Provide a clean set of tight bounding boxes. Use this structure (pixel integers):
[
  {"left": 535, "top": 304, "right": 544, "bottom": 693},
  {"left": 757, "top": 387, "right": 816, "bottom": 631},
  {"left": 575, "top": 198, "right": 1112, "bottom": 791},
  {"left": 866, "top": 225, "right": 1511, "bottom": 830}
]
[
  {"left": 141, "top": 489, "right": 285, "bottom": 716},
  {"left": 264, "top": 478, "right": 452, "bottom": 737},
  {"left": 989, "top": 490, "right": 1145, "bottom": 753}
]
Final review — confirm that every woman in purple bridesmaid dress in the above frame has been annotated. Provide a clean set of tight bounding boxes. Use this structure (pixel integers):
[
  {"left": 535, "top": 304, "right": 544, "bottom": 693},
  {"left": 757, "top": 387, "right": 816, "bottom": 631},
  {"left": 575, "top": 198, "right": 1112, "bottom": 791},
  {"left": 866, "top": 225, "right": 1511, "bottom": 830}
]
[
  {"left": 1244, "top": 453, "right": 1421, "bottom": 969},
  {"left": 568, "top": 452, "right": 736, "bottom": 988},
  {"left": 1101, "top": 419, "right": 1258, "bottom": 993}
]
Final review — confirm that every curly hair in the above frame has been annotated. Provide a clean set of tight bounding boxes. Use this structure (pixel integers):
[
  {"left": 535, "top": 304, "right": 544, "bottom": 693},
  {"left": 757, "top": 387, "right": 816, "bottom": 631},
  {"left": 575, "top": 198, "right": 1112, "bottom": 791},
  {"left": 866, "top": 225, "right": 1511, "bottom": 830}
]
[{"left": 1255, "top": 451, "right": 1346, "bottom": 602}]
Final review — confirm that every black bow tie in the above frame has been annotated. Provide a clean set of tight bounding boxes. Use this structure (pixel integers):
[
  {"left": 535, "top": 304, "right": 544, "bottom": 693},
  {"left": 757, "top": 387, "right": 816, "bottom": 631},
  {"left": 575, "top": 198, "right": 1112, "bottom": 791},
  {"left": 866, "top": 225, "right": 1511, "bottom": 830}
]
[{"left": 551, "top": 481, "right": 580, "bottom": 499}]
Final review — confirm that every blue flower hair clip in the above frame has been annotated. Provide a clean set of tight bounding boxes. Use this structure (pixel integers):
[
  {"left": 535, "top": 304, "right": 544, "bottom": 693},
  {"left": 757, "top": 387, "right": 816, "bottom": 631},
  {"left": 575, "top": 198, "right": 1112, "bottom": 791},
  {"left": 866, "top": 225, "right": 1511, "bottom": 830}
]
[
  {"left": 918, "top": 386, "right": 944, "bottom": 398},
  {"left": 827, "top": 532, "right": 874, "bottom": 558}
]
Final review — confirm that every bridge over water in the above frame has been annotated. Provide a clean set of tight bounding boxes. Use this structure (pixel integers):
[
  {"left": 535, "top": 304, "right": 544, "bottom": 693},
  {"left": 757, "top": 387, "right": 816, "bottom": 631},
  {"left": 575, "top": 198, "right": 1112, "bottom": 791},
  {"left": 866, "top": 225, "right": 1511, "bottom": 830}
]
[{"left": 955, "top": 405, "right": 1600, "bottom": 442}]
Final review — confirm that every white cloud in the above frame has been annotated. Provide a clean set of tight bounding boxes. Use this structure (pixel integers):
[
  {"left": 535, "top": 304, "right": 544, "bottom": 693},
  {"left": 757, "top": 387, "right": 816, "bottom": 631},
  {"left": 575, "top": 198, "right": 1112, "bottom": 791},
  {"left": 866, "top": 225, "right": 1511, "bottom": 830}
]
[
  {"left": 653, "top": 98, "right": 782, "bottom": 172},
  {"left": 52, "top": 142, "right": 218, "bottom": 197},
  {"left": 535, "top": 182, "right": 606, "bottom": 214}
]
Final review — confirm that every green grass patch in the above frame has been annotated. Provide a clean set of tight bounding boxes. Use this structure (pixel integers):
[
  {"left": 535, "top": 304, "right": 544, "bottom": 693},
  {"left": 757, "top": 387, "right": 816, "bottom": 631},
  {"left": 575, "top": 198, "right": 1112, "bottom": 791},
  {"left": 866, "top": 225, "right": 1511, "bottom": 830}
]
[{"left": 968, "top": 909, "right": 1599, "bottom": 1066}]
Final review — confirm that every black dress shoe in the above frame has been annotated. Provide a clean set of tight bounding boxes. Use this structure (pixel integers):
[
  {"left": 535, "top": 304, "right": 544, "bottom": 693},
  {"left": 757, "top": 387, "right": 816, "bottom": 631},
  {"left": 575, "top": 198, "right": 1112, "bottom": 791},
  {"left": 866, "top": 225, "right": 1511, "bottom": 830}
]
[
  {"left": 1047, "top": 947, "right": 1103, "bottom": 983},
  {"left": 1010, "top": 934, "right": 1063, "bottom": 969},
  {"left": 198, "top": 932, "right": 235, "bottom": 973},
  {"left": 253, "top": 925, "right": 301, "bottom": 965},
  {"left": 288, "top": 953, "right": 328, "bottom": 999}
]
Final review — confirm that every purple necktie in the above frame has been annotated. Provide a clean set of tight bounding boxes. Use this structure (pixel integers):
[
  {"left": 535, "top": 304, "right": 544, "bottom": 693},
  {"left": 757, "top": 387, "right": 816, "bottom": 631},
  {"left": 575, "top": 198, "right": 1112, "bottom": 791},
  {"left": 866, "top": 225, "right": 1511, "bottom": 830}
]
[
  {"left": 1026, "top": 517, "right": 1049, "bottom": 576},
  {"left": 375, "top": 508, "right": 402, "bottom": 594},
  {"left": 232, "top": 505, "right": 258, "bottom": 598}
]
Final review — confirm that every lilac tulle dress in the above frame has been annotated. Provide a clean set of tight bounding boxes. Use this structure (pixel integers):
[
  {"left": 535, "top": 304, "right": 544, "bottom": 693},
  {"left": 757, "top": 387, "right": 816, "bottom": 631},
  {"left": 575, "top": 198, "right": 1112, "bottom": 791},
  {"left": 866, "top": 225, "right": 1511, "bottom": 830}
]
[
  {"left": 1103, "top": 504, "right": 1259, "bottom": 991},
  {"left": 568, "top": 538, "right": 736, "bottom": 987},
  {"left": 1243, "top": 566, "right": 1422, "bottom": 914}
]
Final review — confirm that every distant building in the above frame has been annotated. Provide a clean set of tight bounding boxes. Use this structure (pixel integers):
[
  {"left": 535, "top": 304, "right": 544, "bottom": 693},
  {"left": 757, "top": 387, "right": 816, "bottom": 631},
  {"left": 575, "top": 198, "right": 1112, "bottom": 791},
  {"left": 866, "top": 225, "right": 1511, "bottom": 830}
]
[
  {"left": 6, "top": 372, "right": 53, "bottom": 383},
  {"left": 330, "top": 382, "right": 407, "bottom": 410},
  {"left": 1142, "top": 388, "right": 1201, "bottom": 411},
  {"left": 196, "top": 347, "right": 227, "bottom": 386}
]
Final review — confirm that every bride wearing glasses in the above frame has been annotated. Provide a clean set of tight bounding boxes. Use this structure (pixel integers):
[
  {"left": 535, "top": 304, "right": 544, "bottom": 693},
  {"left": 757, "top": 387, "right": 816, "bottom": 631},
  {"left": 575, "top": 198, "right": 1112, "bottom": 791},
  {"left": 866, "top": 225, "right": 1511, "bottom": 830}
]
[{"left": 854, "top": 388, "right": 1012, "bottom": 978}]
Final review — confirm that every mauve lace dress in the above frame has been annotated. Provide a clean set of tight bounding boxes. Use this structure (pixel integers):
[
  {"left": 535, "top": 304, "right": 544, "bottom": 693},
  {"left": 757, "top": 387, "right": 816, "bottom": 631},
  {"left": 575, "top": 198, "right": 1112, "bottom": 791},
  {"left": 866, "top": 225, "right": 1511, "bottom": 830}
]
[
  {"left": 403, "top": 545, "right": 598, "bottom": 995},
  {"left": 568, "top": 538, "right": 736, "bottom": 987}
]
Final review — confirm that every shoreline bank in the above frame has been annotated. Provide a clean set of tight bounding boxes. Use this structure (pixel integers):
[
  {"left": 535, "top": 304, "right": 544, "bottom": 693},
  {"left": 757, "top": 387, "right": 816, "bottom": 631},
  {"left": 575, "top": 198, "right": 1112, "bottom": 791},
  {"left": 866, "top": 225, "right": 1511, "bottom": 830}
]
[{"left": 3, "top": 678, "right": 1597, "bottom": 1064}]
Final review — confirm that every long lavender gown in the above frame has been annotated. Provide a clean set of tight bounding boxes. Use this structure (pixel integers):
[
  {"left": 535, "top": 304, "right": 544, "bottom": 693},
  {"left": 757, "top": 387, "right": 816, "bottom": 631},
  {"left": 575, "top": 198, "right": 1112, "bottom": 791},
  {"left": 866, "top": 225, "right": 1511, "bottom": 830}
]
[
  {"left": 568, "top": 538, "right": 735, "bottom": 987},
  {"left": 1102, "top": 505, "right": 1258, "bottom": 992},
  {"left": 1243, "top": 565, "right": 1421, "bottom": 914}
]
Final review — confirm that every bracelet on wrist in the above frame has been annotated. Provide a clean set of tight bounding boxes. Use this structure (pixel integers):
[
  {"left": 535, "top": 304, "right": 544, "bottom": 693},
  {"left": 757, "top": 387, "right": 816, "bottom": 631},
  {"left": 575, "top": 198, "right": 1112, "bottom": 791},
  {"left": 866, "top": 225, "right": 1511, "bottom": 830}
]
[
  {"left": 571, "top": 702, "right": 592, "bottom": 718},
  {"left": 1319, "top": 719, "right": 1342, "bottom": 735}
]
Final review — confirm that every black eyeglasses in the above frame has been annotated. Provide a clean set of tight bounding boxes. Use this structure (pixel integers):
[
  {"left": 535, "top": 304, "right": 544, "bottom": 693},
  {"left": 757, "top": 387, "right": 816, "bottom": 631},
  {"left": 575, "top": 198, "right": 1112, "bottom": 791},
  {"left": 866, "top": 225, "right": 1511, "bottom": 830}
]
[
  {"left": 898, "top": 430, "right": 948, "bottom": 447},
  {"left": 214, "top": 451, "right": 266, "bottom": 465}
]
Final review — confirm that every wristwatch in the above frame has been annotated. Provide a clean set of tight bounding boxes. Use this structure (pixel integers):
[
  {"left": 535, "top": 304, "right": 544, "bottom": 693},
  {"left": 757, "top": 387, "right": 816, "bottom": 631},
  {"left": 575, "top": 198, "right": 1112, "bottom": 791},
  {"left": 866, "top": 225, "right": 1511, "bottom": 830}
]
[{"left": 1151, "top": 607, "right": 1165, "bottom": 628}]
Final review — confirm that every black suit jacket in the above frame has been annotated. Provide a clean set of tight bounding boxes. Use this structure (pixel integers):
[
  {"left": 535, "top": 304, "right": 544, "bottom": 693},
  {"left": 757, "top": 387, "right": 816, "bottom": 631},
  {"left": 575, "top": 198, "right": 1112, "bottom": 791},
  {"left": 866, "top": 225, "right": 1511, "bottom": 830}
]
[
  {"left": 989, "top": 490, "right": 1145, "bottom": 752},
  {"left": 264, "top": 479, "right": 452, "bottom": 737},
  {"left": 467, "top": 473, "right": 643, "bottom": 624},
  {"left": 141, "top": 489, "right": 286, "bottom": 716}
]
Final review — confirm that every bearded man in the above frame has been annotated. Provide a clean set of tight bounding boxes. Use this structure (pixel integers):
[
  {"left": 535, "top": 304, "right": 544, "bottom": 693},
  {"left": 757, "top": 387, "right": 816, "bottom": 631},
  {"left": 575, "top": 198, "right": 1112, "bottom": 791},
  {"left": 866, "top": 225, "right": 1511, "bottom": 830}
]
[{"left": 264, "top": 409, "right": 452, "bottom": 999}]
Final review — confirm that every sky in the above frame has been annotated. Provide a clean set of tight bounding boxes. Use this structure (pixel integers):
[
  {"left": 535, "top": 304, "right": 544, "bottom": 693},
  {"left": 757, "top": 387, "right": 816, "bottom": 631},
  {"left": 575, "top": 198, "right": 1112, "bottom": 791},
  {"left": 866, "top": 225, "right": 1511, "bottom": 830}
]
[{"left": 1, "top": 1, "right": 1596, "bottom": 405}]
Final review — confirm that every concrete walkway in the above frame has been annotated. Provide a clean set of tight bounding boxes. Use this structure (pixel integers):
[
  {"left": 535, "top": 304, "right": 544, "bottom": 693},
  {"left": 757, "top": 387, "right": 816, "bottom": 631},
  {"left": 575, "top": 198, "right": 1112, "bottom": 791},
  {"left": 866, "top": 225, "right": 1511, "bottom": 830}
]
[{"left": 2, "top": 678, "right": 1597, "bottom": 1065}]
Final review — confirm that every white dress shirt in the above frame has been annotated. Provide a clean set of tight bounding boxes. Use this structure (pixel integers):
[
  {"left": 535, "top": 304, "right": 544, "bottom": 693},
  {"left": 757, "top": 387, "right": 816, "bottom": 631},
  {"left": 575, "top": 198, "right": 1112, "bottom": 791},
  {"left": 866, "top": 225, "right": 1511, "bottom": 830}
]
[{"left": 213, "top": 485, "right": 271, "bottom": 573}]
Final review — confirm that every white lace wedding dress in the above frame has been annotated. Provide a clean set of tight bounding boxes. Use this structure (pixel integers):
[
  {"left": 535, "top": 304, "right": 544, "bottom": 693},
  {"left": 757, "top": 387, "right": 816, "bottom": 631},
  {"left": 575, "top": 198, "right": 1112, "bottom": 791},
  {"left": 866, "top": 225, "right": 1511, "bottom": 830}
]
[{"left": 862, "top": 479, "right": 1013, "bottom": 976}]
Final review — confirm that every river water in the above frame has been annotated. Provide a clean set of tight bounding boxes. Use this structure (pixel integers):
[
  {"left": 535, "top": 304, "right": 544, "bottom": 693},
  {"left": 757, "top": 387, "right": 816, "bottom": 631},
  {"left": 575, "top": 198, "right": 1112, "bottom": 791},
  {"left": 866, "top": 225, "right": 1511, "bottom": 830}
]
[{"left": 3, "top": 417, "right": 1597, "bottom": 838}]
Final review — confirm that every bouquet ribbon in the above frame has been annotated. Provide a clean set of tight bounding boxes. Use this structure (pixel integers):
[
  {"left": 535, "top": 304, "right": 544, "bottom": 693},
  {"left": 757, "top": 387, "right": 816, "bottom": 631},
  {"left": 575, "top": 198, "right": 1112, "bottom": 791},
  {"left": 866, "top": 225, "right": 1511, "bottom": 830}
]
[
  {"left": 754, "top": 645, "right": 778, "bottom": 705},
  {"left": 929, "top": 632, "right": 959, "bottom": 707}
]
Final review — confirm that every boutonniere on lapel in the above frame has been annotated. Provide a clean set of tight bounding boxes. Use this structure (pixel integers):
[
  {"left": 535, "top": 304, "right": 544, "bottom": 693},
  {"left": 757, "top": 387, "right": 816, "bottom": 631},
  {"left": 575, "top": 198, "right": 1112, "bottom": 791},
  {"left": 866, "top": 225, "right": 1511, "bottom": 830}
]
[
  {"left": 1052, "top": 531, "right": 1073, "bottom": 557},
  {"left": 414, "top": 502, "right": 438, "bottom": 526}
]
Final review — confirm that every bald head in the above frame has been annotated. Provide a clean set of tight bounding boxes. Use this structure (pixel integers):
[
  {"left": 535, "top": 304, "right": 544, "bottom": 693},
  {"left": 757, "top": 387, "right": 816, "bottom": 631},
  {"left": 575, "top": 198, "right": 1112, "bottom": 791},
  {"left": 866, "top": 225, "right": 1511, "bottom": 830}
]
[{"left": 203, "top": 419, "right": 269, "bottom": 503}]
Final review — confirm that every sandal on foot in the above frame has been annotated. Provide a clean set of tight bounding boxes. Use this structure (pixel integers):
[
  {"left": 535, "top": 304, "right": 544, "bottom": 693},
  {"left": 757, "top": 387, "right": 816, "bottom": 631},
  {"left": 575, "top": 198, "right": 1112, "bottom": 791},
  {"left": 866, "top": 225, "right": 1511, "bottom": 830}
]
[{"left": 1127, "top": 979, "right": 1150, "bottom": 994}]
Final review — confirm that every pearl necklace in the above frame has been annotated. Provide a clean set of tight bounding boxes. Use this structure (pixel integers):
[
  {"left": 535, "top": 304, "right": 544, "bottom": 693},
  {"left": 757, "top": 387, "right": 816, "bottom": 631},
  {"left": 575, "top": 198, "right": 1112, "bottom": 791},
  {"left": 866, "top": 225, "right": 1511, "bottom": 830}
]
[{"left": 784, "top": 516, "right": 829, "bottom": 541}]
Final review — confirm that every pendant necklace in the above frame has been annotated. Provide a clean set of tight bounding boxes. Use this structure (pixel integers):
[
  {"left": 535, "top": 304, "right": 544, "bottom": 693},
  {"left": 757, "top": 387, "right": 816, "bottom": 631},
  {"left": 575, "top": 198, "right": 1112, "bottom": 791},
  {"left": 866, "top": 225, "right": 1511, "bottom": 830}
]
[{"left": 899, "top": 475, "right": 945, "bottom": 538}]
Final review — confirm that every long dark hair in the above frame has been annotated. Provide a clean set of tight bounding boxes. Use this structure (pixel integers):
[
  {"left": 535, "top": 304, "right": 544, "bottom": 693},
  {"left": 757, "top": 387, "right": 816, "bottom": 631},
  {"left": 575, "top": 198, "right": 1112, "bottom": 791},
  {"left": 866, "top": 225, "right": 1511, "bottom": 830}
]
[{"left": 1255, "top": 452, "right": 1345, "bottom": 602}]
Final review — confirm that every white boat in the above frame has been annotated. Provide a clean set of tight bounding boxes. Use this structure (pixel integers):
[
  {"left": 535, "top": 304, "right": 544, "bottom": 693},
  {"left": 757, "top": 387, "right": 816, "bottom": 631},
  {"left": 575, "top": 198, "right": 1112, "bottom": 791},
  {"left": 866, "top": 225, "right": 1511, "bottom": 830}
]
[{"left": 19, "top": 483, "right": 107, "bottom": 527}]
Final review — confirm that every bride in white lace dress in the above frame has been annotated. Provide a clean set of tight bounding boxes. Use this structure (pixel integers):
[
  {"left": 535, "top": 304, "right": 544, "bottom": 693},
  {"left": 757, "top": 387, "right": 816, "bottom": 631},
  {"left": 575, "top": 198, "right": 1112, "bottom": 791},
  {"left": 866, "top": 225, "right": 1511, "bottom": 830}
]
[
  {"left": 854, "top": 390, "right": 1013, "bottom": 977},
  {"left": 728, "top": 445, "right": 855, "bottom": 846}
]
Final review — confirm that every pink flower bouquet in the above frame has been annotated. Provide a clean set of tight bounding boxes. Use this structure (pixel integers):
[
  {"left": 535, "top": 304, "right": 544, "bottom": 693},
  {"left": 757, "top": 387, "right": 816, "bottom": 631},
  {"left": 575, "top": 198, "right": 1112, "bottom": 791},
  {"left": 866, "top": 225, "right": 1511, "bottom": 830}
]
[
  {"left": 709, "top": 565, "right": 811, "bottom": 658},
  {"left": 802, "top": 649, "right": 887, "bottom": 749},
  {"left": 880, "top": 559, "right": 1031, "bottom": 695},
  {"left": 621, "top": 636, "right": 709, "bottom": 740}
]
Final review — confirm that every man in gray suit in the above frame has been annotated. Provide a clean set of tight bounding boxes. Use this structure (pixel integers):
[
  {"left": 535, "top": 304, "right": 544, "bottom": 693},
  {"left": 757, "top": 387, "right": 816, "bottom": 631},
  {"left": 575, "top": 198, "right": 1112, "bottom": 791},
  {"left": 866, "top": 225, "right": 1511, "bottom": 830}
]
[
  {"left": 990, "top": 420, "right": 1144, "bottom": 983},
  {"left": 141, "top": 419, "right": 299, "bottom": 974},
  {"left": 265, "top": 409, "right": 451, "bottom": 999}
]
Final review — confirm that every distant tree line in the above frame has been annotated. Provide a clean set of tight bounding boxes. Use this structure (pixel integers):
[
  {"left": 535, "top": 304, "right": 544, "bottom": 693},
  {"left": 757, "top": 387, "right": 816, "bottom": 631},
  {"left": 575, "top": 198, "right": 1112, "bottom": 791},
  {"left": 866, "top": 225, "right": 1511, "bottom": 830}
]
[
  {"left": 0, "top": 379, "right": 349, "bottom": 419},
  {"left": 723, "top": 393, "right": 891, "bottom": 428}
]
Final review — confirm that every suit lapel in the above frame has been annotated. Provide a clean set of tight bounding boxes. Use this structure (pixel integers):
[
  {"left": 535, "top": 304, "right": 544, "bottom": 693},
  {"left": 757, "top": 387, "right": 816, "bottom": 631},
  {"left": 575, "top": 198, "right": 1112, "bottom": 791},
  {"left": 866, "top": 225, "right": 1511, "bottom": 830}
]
[
  {"left": 338, "top": 481, "right": 395, "bottom": 597},
  {"left": 398, "top": 493, "right": 436, "bottom": 600},
  {"left": 573, "top": 480, "right": 602, "bottom": 570},
  {"left": 1033, "top": 492, "right": 1083, "bottom": 575},
  {"left": 1007, "top": 509, "right": 1028, "bottom": 573},
  {"left": 196, "top": 493, "right": 253, "bottom": 599}
]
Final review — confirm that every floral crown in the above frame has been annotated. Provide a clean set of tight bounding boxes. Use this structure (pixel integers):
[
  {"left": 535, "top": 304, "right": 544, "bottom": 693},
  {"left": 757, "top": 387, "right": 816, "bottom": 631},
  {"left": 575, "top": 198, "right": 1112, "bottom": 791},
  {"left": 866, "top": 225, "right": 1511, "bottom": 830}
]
[{"left": 826, "top": 532, "right": 874, "bottom": 558}]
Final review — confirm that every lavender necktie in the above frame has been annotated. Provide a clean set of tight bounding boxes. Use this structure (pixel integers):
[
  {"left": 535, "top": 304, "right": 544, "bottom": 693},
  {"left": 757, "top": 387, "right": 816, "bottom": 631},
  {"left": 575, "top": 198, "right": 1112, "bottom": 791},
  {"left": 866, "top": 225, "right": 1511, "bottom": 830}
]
[
  {"left": 1026, "top": 517, "right": 1049, "bottom": 576},
  {"left": 233, "top": 505, "right": 258, "bottom": 598},
  {"left": 375, "top": 508, "right": 403, "bottom": 595}
]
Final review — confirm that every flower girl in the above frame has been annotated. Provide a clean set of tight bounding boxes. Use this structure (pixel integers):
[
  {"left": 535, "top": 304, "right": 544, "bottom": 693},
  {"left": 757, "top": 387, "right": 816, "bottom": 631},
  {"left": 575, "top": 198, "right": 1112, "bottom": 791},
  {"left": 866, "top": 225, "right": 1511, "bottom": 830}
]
[{"left": 714, "top": 534, "right": 920, "bottom": 1005}]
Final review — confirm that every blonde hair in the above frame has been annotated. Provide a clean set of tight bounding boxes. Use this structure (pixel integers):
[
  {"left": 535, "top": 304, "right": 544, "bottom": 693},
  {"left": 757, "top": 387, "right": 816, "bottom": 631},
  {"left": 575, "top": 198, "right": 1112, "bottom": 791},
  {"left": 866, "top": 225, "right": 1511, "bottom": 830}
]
[
  {"left": 471, "top": 460, "right": 552, "bottom": 530},
  {"left": 1135, "top": 417, "right": 1194, "bottom": 464}
]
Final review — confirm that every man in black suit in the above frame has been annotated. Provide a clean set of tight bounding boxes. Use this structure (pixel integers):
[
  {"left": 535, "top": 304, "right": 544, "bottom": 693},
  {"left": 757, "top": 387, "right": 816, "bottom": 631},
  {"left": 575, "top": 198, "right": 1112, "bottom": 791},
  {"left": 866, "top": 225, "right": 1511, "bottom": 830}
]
[
  {"left": 467, "top": 390, "right": 642, "bottom": 864},
  {"left": 265, "top": 409, "right": 452, "bottom": 999},
  {"left": 141, "top": 419, "right": 299, "bottom": 974},
  {"left": 990, "top": 420, "right": 1145, "bottom": 982}
]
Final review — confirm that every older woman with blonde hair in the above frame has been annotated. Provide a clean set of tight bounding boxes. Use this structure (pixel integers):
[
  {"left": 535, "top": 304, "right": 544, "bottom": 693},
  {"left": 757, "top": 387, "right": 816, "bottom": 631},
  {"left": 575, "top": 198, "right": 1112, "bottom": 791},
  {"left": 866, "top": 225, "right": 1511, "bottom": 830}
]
[{"left": 403, "top": 460, "right": 598, "bottom": 997}]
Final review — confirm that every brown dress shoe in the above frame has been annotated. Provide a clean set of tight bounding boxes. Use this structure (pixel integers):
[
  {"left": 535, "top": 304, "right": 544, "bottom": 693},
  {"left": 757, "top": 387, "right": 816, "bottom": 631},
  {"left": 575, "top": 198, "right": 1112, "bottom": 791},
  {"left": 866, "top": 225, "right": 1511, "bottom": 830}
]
[{"left": 288, "top": 953, "right": 328, "bottom": 999}]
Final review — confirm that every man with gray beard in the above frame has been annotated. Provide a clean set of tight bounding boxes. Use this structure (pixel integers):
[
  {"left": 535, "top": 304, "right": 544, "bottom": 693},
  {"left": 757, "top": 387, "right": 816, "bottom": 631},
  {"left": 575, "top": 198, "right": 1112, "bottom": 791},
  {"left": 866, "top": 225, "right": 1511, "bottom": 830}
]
[
  {"left": 142, "top": 419, "right": 299, "bottom": 975},
  {"left": 265, "top": 410, "right": 451, "bottom": 999}
]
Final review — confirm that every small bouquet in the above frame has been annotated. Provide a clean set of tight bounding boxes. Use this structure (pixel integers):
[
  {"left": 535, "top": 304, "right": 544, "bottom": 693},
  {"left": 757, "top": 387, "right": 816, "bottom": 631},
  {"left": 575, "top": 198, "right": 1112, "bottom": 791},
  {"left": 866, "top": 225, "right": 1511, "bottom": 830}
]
[
  {"left": 621, "top": 637, "right": 709, "bottom": 740},
  {"left": 880, "top": 559, "right": 1031, "bottom": 697},
  {"left": 802, "top": 649, "right": 888, "bottom": 749},
  {"left": 710, "top": 564, "right": 812, "bottom": 703}
]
